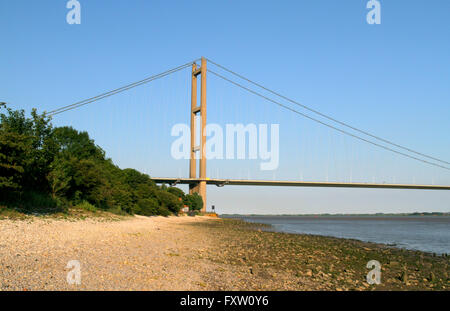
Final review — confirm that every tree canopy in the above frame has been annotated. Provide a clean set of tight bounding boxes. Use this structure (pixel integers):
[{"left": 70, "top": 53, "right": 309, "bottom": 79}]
[{"left": 0, "top": 104, "right": 202, "bottom": 216}]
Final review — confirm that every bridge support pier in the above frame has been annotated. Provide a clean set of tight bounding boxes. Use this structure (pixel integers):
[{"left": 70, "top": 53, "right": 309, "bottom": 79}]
[{"left": 189, "top": 57, "right": 207, "bottom": 213}]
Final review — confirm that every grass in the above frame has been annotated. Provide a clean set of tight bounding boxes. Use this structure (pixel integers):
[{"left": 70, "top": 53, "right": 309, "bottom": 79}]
[
  {"left": 0, "top": 206, "right": 29, "bottom": 220},
  {"left": 0, "top": 192, "right": 133, "bottom": 221},
  {"left": 74, "top": 200, "right": 97, "bottom": 212},
  {"left": 0, "top": 205, "right": 128, "bottom": 222}
]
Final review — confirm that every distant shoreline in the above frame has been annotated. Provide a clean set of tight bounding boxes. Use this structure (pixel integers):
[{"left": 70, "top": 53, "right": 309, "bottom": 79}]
[{"left": 222, "top": 212, "right": 450, "bottom": 217}]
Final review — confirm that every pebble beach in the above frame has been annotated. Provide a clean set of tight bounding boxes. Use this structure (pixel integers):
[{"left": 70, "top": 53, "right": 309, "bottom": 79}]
[{"left": 0, "top": 215, "right": 448, "bottom": 291}]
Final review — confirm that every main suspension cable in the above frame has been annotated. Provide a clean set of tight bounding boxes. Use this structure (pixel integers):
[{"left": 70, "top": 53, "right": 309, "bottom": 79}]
[
  {"left": 208, "top": 69, "right": 450, "bottom": 171},
  {"left": 48, "top": 59, "right": 199, "bottom": 116},
  {"left": 206, "top": 58, "right": 449, "bottom": 166}
]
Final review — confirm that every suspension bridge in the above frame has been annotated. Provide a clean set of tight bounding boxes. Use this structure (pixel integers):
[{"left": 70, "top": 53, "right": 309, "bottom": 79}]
[{"left": 48, "top": 57, "right": 450, "bottom": 212}]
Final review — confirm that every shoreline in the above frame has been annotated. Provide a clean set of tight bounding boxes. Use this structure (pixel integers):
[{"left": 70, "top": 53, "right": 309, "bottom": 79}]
[
  {"left": 225, "top": 215, "right": 450, "bottom": 256},
  {"left": 0, "top": 215, "right": 448, "bottom": 290},
  {"left": 194, "top": 217, "right": 449, "bottom": 290},
  {"left": 252, "top": 226, "right": 448, "bottom": 257}
]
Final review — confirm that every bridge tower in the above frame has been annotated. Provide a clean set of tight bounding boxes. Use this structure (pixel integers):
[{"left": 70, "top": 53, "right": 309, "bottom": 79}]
[{"left": 189, "top": 57, "right": 207, "bottom": 212}]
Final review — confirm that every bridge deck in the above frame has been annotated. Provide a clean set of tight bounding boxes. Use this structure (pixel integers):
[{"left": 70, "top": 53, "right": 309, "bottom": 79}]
[{"left": 152, "top": 178, "right": 450, "bottom": 190}]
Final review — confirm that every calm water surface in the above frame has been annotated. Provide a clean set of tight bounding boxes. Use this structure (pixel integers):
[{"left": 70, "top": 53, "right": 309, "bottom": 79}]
[{"left": 225, "top": 215, "right": 450, "bottom": 254}]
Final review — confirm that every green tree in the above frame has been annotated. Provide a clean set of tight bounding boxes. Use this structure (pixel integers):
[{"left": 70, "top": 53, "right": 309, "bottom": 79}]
[
  {"left": 52, "top": 126, "right": 105, "bottom": 160},
  {"left": 0, "top": 103, "right": 194, "bottom": 217},
  {"left": 157, "top": 191, "right": 182, "bottom": 214},
  {"left": 0, "top": 104, "right": 32, "bottom": 198},
  {"left": 185, "top": 193, "right": 203, "bottom": 211},
  {"left": 0, "top": 104, "right": 56, "bottom": 193},
  {"left": 47, "top": 157, "right": 72, "bottom": 199},
  {"left": 123, "top": 168, "right": 154, "bottom": 188},
  {"left": 0, "top": 131, "right": 29, "bottom": 193},
  {"left": 135, "top": 198, "right": 170, "bottom": 216},
  {"left": 167, "top": 187, "right": 185, "bottom": 200}
]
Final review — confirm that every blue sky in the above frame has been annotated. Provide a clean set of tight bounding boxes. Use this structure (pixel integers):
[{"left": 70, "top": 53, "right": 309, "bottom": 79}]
[{"left": 1, "top": 0, "right": 449, "bottom": 214}]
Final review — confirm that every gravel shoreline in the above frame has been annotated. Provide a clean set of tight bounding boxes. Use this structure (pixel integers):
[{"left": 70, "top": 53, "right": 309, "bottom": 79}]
[
  {"left": 0, "top": 216, "right": 222, "bottom": 290},
  {"left": 0, "top": 215, "right": 448, "bottom": 291}
]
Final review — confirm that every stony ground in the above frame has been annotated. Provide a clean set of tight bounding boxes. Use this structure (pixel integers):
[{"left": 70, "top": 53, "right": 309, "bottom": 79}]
[
  {"left": 0, "top": 215, "right": 448, "bottom": 290},
  {"left": 0, "top": 215, "right": 223, "bottom": 290},
  {"left": 199, "top": 219, "right": 450, "bottom": 290}
]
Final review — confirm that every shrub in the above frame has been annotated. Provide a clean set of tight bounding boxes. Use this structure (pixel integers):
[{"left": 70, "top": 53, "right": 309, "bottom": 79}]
[
  {"left": 156, "top": 205, "right": 171, "bottom": 217},
  {"left": 107, "top": 206, "right": 128, "bottom": 216},
  {"left": 133, "top": 198, "right": 171, "bottom": 216},
  {"left": 74, "top": 200, "right": 97, "bottom": 212},
  {"left": 0, "top": 104, "right": 193, "bottom": 217},
  {"left": 167, "top": 187, "right": 185, "bottom": 200},
  {"left": 19, "top": 191, "right": 65, "bottom": 214},
  {"left": 135, "top": 198, "right": 159, "bottom": 216},
  {"left": 157, "top": 191, "right": 182, "bottom": 215},
  {"left": 185, "top": 193, "right": 203, "bottom": 211}
]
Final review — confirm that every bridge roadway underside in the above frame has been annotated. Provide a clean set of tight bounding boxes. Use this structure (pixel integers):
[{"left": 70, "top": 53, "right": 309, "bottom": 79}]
[{"left": 152, "top": 178, "right": 450, "bottom": 190}]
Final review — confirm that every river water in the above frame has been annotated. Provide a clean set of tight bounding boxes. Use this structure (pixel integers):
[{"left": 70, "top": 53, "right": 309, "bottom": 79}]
[{"left": 225, "top": 215, "right": 450, "bottom": 254}]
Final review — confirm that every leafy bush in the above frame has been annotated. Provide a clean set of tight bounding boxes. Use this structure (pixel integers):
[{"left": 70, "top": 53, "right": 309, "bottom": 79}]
[
  {"left": 185, "top": 193, "right": 203, "bottom": 211},
  {"left": 167, "top": 187, "right": 185, "bottom": 200},
  {"left": 0, "top": 103, "right": 192, "bottom": 217},
  {"left": 105, "top": 205, "right": 129, "bottom": 216},
  {"left": 135, "top": 198, "right": 171, "bottom": 217},
  {"left": 74, "top": 201, "right": 97, "bottom": 212},
  {"left": 18, "top": 191, "right": 66, "bottom": 214},
  {"left": 157, "top": 191, "right": 183, "bottom": 215},
  {"left": 135, "top": 198, "right": 159, "bottom": 216}
]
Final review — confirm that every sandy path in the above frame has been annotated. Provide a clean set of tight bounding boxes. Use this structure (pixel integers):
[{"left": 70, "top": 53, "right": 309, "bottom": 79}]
[{"left": 0, "top": 216, "right": 229, "bottom": 290}]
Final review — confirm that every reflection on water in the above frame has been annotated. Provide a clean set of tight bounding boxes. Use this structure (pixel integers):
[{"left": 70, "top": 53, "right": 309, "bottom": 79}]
[{"left": 227, "top": 215, "right": 450, "bottom": 254}]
